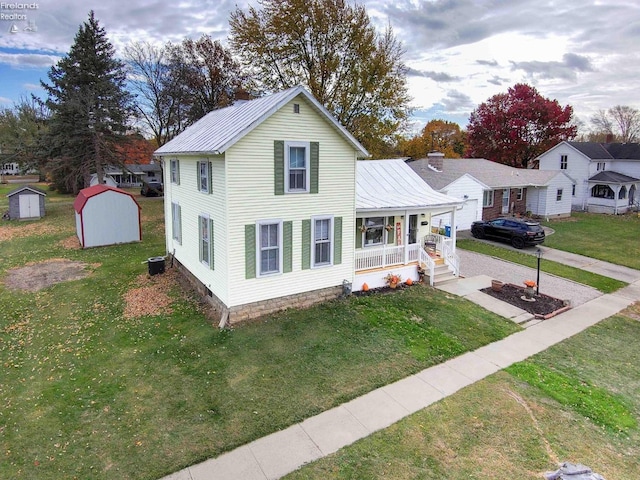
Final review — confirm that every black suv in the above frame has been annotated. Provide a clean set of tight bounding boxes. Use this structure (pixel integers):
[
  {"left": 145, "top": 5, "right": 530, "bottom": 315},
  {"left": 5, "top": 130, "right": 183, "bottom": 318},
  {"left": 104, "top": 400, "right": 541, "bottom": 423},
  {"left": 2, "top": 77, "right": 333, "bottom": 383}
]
[
  {"left": 140, "top": 181, "right": 163, "bottom": 197},
  {"left": 470, "top": 217, "right": 545, "bottom": 249}
]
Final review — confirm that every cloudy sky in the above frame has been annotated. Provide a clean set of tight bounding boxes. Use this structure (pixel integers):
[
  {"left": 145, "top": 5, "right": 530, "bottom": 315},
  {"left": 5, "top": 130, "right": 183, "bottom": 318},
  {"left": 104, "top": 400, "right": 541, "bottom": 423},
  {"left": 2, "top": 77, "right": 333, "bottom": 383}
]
[{"left": 1, "top": 0, "right": 639, "bottom": 134}]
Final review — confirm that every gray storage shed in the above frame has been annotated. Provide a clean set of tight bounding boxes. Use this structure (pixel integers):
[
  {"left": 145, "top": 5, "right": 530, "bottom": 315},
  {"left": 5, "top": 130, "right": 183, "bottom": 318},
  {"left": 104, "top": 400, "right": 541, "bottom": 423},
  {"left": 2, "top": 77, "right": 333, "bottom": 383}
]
[{"left": 6, "top": 185, "right": 46, "bottom": 220}]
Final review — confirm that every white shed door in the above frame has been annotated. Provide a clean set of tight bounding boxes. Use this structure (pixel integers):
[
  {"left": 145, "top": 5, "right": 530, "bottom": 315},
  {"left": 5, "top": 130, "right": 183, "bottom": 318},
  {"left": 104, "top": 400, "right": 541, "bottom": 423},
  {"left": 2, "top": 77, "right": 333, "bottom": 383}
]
[
  {"left": 19, "top": 194, "right": 40, "bottom": 218},
  {"left": 456, "top": 199, "right": 478, "bottom": 231}
]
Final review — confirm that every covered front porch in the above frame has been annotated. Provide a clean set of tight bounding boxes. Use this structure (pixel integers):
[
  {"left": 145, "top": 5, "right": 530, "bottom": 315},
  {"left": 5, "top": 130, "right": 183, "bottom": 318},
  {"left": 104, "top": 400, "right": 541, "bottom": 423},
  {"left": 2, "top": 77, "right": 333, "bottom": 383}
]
[{"left": 587, "top": 172, "right": 639, "bottom": 214}]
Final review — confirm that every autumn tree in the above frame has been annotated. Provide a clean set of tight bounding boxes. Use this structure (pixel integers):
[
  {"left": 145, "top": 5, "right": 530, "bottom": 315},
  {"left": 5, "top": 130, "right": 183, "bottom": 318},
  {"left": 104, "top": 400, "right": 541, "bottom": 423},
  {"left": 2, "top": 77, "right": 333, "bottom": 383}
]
[
  {"left": 229, "top": 0, "right": 411, "bottom": 157},
  {"left": 466, "top": 84, "right": 576, "bottom": 168},
  {"left": 399, "top": 119, "right": 466, "bottom": 159},
  {"left": 41, "top": 11, "right": 133, "bottom": 193},
  {"left": 590, "top": 105, "right": 640, "bottom": 143}
]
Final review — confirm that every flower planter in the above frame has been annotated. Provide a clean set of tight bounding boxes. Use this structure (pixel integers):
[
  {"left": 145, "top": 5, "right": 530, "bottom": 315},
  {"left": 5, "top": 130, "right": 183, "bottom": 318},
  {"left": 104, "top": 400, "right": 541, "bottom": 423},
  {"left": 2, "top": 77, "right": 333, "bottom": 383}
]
[{"left": 491, "top": 280, "right": 504, "bottom": 292}]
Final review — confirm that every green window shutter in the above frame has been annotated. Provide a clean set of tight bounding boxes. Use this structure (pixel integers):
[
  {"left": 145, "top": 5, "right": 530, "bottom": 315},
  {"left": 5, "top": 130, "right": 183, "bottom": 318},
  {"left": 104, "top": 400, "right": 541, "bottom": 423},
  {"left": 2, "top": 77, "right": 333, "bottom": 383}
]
[
  {"left": 245, "top": 224, "right": 256, "bottom": 279},
  {"left": 355, "top": 218, "right": 363, "bottom": 249},
  {"left": 209, "top": 218, "right": 215, "bottom": 270},
  {"left": 198, "top": 215, "right": 203, "bottom": 263},
  {"left": 387, "top": 216, "right": 394, "bottom": 244},
  {"left": 208, "top": 161, "right": 213, "bottom": 194},
  {"left": 333, "top": 216, "right": 342, "bottom": 265},
  {"left": 310, "top": 142, "right": 319, "bottom": 194},
  {"left": 196, "top": 161, "right": 201, "bottom": 190},
  {"left": 274, "top": 141, "right": 284, "bottom": 195},
  {"left": 176, "top": 160, "right": 180, "bottom": 185},
  {"left": 301, "top": 219, "right": 311, "bottom": 270},
  {"left": 283, "top": 221, "right": 292, "bottom": 273}
]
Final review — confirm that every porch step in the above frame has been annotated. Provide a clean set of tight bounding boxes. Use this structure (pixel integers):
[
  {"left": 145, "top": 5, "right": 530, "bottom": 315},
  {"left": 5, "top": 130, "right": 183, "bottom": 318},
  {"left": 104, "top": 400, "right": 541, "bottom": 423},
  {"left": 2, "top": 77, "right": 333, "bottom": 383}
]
[{"left": 430, "top": 264, "right": 458, "bottom": 286}]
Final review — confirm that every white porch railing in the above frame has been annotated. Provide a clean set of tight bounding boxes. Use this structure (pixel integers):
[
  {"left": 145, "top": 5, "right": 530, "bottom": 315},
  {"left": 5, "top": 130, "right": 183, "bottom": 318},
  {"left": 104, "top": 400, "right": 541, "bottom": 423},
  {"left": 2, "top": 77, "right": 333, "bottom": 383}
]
[
  {"left": 441, "top": 237, "right": 460, "bottom": 278},
  {"left": 355, "top": 244, "right": 404, "bottom": 270},
  {"left": 419, "top": 248, "right": 436, "bottom": 286}
]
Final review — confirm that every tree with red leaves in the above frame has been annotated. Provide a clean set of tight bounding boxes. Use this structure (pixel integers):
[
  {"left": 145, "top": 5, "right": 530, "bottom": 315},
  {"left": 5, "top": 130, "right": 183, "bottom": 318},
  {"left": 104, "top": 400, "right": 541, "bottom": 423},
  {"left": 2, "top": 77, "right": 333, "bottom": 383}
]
[{"left": 466, "top": 84, "right": 576, "bottom": 168}]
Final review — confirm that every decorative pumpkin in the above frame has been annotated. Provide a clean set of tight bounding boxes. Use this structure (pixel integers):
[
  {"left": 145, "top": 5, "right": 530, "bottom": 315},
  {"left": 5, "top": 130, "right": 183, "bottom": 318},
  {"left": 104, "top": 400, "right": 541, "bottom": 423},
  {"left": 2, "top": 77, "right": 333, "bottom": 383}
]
[
  {"left": 405, "top": 278, "right": 413, "bottom": 286},
  {"left": 362, "top": 282, "right": 369, "bottom": 292}
]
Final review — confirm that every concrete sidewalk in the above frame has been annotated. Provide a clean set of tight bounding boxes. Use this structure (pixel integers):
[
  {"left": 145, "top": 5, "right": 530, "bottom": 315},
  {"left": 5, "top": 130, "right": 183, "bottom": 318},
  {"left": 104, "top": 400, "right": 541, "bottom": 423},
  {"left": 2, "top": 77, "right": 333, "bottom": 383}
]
[{"left": 162, "top": 292, "right": 639, "bottom": 479}]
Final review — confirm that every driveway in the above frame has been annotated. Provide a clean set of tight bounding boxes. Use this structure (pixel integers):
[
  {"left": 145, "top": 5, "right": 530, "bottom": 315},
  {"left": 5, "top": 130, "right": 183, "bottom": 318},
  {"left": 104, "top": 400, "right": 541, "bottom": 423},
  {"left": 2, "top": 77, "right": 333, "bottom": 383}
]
[{"left": 457, "top": 249, "right": 602, "bottom": 308}]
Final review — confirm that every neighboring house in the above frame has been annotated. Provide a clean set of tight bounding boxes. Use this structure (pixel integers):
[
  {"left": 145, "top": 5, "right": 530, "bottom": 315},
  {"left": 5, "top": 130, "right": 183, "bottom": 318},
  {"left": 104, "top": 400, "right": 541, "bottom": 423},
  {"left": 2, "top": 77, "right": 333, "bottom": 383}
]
[
  {"left": 89, "top": 163, "right": 163, "bottom": 188},
  {"left": 1, "top": 162, "right": 20, "bottom": 176},
  {"left": 154, "top": 86, "right": 461, "bottom": 327},
  {"left": 537, "top": 141, "right": 640, "bottom": 214},
  {"left": 74, "top": 185, "right": 141, "bottom": 248},
  {"left": 6, "top": 185, "right": 46, "bottom": 220},
  {"left": 409, "top": 154, "right": 574, "bottom": 225}
]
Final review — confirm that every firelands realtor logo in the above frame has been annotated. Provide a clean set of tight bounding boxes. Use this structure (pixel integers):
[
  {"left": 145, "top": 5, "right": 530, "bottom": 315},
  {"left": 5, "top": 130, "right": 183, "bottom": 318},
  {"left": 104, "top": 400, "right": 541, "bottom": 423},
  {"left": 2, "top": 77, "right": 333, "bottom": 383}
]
[{"left": 1, "top": 3, "right": 39, "bottom": 33}]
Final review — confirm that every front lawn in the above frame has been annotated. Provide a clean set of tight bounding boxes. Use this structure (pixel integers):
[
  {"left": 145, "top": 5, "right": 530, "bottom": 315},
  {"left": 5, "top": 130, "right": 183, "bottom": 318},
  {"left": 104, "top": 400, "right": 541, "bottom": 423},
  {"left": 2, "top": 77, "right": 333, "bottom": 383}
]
[
  {"left": 285, "top": 306, "right": 640, "bottom": 480},
  {"left": 457, "top": 239, "right": 626, "bottom": 293},
  {"left": 0, "top": 198, "right": 520, "bottom": 480},
  {"left": 543, "top": 212, "right": 640, "bottom": 270}
]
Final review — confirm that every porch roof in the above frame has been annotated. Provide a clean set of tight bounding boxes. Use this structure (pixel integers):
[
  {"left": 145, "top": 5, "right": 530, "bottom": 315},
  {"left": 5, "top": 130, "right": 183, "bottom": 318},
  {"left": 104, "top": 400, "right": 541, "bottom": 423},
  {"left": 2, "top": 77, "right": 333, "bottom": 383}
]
[
  {"left": 588, "top": 171, "right": 639, "bottom": 184},
  {"left": 356, "top": 159, "right": 462, "bottom": 211}
]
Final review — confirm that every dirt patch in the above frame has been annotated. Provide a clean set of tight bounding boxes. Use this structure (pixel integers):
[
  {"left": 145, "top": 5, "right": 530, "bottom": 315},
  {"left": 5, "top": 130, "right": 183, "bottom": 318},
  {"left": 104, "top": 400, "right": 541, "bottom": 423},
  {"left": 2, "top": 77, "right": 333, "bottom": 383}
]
[
  {"left": 58, "top": 235, "right": 82, "bottom": 250},
  {"left": 0, "top": 222, "right": 69, "bottom": 242},
  {"left": 123, "top": 269, "right": 179, "bottom": 319},
  {"left": 480, "top": 283, "right": 568, "bottom": 317},
  {"left": 4, "top": 259, "right": 97, "bottom": 292},
  {"left": 621, "top": 301, "right": 640, "bottom": 321}
]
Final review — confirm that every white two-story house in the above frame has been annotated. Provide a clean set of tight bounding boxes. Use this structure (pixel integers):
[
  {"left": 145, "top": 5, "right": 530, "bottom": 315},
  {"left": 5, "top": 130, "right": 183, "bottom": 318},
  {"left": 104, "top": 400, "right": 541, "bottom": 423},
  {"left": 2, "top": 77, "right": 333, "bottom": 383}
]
[{"left": 537, "top": 141, "right": 640, "bottom": 214}]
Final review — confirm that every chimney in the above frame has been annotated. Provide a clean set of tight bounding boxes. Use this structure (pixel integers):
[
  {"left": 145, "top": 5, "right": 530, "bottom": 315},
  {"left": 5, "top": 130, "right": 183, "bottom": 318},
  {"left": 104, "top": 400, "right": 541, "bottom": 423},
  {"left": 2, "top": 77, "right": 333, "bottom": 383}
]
[
  {"left": 234, "top": 88, "right": 254, "bottom": 101},
  {"left": 605, "top": 133, "right": 614, "bottom": 144},
  {"left": 427, "top": 151, "right": 444, "bottom": 171}
]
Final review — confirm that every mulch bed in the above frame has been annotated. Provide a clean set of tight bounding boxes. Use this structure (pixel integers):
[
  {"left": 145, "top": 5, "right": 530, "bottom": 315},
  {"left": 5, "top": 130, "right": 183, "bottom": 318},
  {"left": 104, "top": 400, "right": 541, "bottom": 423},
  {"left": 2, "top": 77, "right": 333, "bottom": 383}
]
[{"left": 480, "top": 283, "right": 569, "bottom": 318}]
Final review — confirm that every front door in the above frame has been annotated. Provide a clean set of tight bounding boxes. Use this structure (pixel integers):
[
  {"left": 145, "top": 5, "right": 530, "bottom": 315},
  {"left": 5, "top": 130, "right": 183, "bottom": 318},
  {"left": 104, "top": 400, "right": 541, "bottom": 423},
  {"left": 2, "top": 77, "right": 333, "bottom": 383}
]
[
  {"left": 408, "top": 214, "right": 418, "bottom": 244},
  {"left": 501, "top": 189, "right": 510, "bottom": 214}
]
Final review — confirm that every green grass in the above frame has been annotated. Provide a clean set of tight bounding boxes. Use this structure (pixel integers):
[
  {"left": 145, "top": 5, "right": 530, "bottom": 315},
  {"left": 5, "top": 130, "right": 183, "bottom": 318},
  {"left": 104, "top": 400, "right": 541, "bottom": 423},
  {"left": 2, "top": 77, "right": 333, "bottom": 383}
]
[
  {"left": 457, "top": 238, "right": 626, "bottom": 293},
  {"left": 543, "top": 212, "right": 640, "bottom": 269},
  {"left": 0, "top": 200, "right": 521, "bottom": 480},
  {"left": 285, "top": 311, "right": 640, "bottom": 480}
]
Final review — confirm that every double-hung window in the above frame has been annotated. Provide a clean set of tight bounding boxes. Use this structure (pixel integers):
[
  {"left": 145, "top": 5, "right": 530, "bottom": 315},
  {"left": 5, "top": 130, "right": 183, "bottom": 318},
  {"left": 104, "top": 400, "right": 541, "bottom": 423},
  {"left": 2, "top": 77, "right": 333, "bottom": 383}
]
[
  {"left": 258, "top": 220, "right": 282, "bottom": 276},
  {"left": 516, "top": 188, "right": 523, "bottom": 200},
  {"left": 556, "top": 188, "right": 563, "bottom": 201},
  {"left": 560, "top": 155, "right": 567, "bottom": 169},
  {"left": 198, "top": 161, "right": 212, "bottom": 193},
  {"left": 483, "top": 190, "right": 494, "bottom": 207},
  {"left": 312, "top": 216, "right": 333, "bottom": 267},
  {"left": 170, "top": 159, "right": 180, "bottom": 184},
  {"left": 171, "top": 202, "right": 182, "bottom": 244},
  {"left": 363, "top": 217, "right": 384, "bottom": 246},
  {"left": 199, "top": 215, "right": 213, "bottom": 268},
  {"left": 285, "top": 141, "right": 310, "bottom": 193}
]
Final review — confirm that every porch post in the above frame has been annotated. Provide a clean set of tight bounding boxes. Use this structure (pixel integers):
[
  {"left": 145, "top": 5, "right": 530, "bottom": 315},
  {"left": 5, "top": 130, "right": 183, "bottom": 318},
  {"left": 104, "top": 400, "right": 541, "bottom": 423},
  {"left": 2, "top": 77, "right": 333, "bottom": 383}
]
[
  {"left": 450, "top": 206, "right": 457, "bottom": 252},
  {"left": 612, "top": 185, "right": 621, "bottom": 215},
  {"left": 404, "top": 210, "right": 409, "bottom": 265}
]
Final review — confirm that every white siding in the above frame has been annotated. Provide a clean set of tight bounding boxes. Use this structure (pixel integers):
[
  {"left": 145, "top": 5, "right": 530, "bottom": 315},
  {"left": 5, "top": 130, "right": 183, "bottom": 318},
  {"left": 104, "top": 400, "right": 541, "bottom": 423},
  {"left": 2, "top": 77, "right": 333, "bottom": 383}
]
[
  {"left": 609, "top": 160, "right": 640, "bottom": 179},
  {"left": 431, "top": 176, "right": 484, "bottom": 231},
  {"left": 225, "top": 97, "right": 356, "bottom": 308},
  {"left": 539, "top": 144, "right": 590, "bottom": 209},
  {"left": 163, "top": 155, "right": 229, "bottom": 304},
  {"left": 80, "top": 191, "right": 140, "bottom": 247},
  {"left": 525, "top": 175, "right": 572, "bottom": 218}
]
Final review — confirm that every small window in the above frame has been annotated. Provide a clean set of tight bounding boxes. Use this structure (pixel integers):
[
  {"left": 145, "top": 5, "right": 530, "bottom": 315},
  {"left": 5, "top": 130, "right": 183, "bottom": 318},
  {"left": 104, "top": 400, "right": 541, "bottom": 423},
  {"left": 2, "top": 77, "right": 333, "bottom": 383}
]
[
  {"left": 556, "top": 188, "right": 563, "bottom": 201},
  {"left": 285, "top": 141, "right": 310, "bottom": 193},
  {"left": 483, "top": 190, "right": 494, "bottom": 207},
  {"left": 572, "top": 184, "right": 576, "bottom": 196},
  {"left": 198, "top": 160, "right": 212, "bottom": 193},
  {"left": 170, "top": 159, "right": 180, "bottom": 184},
  {"left": 560, "top": 155, "right": 567, "bottom": 170},
  {"left": 363, "top": 217, "right": 385, "bottom": 246},
  {"left": 293, "top": 103, "right": 300, "bottom": 114},
  {"left": 171, "top": 202, "right": 182, "bottom": 244},
  {"left": 597, "top": 162, "right": 606, "bottom": 171},
  {"left": 258, "top": 220, "right": 282, "bottom": 276},
  {"left": 516, "top": 188, "right": 523, "bottom": 201},
  {"left": 312, "top": 216, "right": 333, "bottom": 267}
]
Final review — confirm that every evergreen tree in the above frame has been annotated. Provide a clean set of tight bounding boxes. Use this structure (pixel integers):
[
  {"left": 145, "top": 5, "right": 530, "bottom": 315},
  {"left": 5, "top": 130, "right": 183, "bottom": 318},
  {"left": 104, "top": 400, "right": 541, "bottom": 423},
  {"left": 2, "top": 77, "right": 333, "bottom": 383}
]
[{"left": 41, "top": 11, "right": 133, "bottom": 193}]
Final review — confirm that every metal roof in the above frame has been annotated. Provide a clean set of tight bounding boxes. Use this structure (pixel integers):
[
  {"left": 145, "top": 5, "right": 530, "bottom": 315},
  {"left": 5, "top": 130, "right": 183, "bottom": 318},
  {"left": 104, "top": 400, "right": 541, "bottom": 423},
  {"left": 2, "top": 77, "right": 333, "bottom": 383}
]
[
  {"left": 154, "top": 85, "right": 369, "bottom": 158},
  {"left": 408, "top": 157, "right": 574, "bottom": 189},
  {"left": 356, "top": 159, "right": 462, "bottom": 211}
]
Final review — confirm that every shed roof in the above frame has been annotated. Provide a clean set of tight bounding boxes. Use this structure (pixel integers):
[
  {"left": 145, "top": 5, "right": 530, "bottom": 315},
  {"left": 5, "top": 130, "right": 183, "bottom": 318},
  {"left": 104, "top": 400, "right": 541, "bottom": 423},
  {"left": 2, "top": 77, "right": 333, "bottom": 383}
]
[
  {"left": 408, "top": 158, "right": 573, "bottom": 189},
  {"left": 588, "top": 171, "right": 640, "bottom": 183},
  {"left": 356, "top": 159, "right": 461, "bottom": 211},
  {"left": 6, "top": 185, "right": 47, "bottom": 197},
  {"left": 74, "top": 185, "right": 140, "bottom": 213},
  {"left": 154, "top": 85, "right": 369, "bottom": 158}
]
